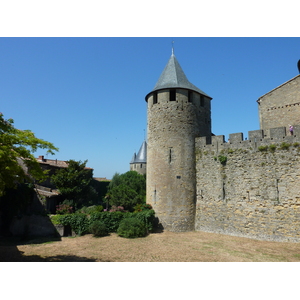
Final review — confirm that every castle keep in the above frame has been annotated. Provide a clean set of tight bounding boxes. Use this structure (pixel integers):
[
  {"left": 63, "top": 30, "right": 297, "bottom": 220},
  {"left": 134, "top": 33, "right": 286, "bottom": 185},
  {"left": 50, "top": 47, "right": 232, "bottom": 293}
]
[{"left": 144, "top": 50, "right": 300, "bottom": 242}]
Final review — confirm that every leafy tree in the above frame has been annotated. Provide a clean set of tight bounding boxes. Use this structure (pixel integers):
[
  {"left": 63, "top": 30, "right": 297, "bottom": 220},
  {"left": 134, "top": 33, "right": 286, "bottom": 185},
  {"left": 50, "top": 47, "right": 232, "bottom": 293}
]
[
  {"left": 0, "top": 113, "right": 58, "bottom": 196},
  {"left": 51, "top": 159, "right": 98, "bottom": 210},
  {"left": 107, "top": 171, "right": 146, "bottom": 211}
]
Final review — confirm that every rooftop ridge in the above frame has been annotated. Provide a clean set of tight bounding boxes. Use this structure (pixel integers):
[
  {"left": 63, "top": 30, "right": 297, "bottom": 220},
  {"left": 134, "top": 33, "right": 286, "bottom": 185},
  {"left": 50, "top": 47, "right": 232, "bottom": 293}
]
[{"left": 257, "top": 74, "right": 300, "bottom": 102}]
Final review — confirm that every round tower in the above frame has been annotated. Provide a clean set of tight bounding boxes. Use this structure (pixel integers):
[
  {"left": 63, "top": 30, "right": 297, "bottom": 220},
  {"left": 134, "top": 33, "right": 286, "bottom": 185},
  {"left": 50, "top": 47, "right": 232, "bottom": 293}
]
[{"left": 145, "top": 50, "right": 212, "bottom": 231}]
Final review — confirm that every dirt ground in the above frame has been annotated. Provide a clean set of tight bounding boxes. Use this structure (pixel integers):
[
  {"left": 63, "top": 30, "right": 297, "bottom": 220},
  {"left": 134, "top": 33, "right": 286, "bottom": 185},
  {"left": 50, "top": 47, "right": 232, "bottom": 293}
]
[{"left": 1, "top": 230, "right": 300, "bottom": 262}]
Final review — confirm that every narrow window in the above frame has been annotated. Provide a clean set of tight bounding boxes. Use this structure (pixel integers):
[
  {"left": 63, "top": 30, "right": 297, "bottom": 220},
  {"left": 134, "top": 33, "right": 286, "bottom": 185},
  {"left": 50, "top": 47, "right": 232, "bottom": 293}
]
[
  {"left": 169, "top": 148, "right": 172, "bottom": 163},
  {"left": 200, "top": 94, "right": 204, "bottom": 107},
  {"left": 188, "top": 90, "right": 193, "bottom": 103},
  {"left": 170, "top": 89, "right": 176, "bottom": 101},
  {"left": 140, "top": 164, "right": 142, "bottom": 168},
  {"left": 153, "top": 92, "right": 157, "bottom": 104}
]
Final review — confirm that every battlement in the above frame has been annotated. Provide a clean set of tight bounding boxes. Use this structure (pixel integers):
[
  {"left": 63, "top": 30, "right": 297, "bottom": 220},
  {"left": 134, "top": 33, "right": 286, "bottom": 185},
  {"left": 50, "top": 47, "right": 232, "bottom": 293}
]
[{"left": 196, "top": 124, "right": 300, "bottom": 151}]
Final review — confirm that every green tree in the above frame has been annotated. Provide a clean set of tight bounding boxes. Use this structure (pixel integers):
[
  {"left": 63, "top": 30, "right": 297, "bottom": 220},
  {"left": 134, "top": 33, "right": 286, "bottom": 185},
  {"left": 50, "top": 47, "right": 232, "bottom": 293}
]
[
  {"left": 0, "top": 113, "right": 58, "bottom": 196},
  {"left": 51, "top": 159, "right": 97, "bottom": 210},
  {"left": 107, "top": 171, "right": 146, "bottom": 211}
]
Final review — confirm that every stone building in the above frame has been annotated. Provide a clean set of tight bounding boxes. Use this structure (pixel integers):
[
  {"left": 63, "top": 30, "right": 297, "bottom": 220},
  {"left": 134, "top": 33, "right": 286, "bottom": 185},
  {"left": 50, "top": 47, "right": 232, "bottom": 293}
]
[
  {"left": 144, "top": 50, "right": 300, "bottom": 242},
  {"left": 257, "top": 74, "right": 300, "bottom": 137}
]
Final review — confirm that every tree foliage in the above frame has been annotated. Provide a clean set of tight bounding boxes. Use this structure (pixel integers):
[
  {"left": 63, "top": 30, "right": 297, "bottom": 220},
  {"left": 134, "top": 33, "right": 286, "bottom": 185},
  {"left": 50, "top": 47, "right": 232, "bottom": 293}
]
[
  {"left": 107, "top": 171, "right": 146, "bottom": 211},
  {"left": 0, "top": 113, "right": 58, "bottom": 196},
  {"left": 51, "top": 159, "right": 97, "bottom": 209}
]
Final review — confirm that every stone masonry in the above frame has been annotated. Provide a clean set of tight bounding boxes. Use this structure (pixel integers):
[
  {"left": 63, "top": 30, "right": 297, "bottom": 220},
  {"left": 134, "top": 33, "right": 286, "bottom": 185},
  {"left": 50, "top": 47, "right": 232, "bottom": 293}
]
[
  {"left": 195, "top": 126, "right": 300, "bottom": 242},
  {"left": 257, "top": 74, "right": 300, "bottom": 137}
]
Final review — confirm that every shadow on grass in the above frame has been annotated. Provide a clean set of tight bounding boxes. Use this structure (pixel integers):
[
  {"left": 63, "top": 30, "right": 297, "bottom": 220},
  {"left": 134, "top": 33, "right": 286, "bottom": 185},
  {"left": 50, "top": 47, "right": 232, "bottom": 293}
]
[{"left": 0, "top": 236, "right": 100, "bottom": 262}]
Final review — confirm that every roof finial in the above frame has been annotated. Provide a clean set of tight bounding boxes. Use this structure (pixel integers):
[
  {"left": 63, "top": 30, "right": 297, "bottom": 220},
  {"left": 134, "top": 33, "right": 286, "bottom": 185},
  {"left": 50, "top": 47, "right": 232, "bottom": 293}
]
[{"left": 171, "top": 40, "right": 174, "bottom": 55}]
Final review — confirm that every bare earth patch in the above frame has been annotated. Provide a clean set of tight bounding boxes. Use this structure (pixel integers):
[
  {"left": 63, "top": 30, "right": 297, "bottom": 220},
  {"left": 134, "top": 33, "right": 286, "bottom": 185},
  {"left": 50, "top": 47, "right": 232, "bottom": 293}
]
[{"left": 1, "top": 231, "right": 300, "bottom": 262}]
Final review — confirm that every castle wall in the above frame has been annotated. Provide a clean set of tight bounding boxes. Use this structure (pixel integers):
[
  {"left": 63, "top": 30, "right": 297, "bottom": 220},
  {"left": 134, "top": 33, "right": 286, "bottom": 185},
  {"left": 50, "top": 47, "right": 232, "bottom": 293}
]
[
  {"left": 195, "top": 125, "right": 300, "bottom": 242},
  {"left": 258, "top": 75, "right": 300, "bottom": 136},
  {"left": 147, "top": 88, "right": 211, "bottom": 231}
]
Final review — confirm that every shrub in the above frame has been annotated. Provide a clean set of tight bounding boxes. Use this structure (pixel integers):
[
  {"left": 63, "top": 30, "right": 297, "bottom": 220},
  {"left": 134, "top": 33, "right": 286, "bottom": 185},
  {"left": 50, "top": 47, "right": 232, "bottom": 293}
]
[
  {"left": 117, "top": 218, "right": 147, "bottom": 238},
  {"left": 89, "top": 220, "right": 108, "bottom": 237},
  {"left": 269, "top": 144, "right": 277, "bottom": 152},
  {"left": 133, "top": 203, "right": 152, "bottom": 213},
  {"left": 89, "top": 211, "right": 125, "bottom": 232},
  {"left": 258, "top": 145, "right": 268, "bottom": 152},
  {"left": 132, "top": 209, "right": 155, "bottom": 232},
  {"left": 50, "top": 214, "right": 63, "bottom": 225},
  {"left": 80, "top": 205, "right": 103, "bottom": 214},
  {"left": 218, "top": 155, "right": 227, "bottom": 165},
  {"left": 279, "top": 142, "right": 291, "bottom": 150},
  {"left": 59, "top": 213, "right": 90, "bottom": 236},
  {"left": 56, "top": 203, "right": 73, "bottom": 215},
  {"left": 109, "top": 205, "right": 127, "bottom": 212}
]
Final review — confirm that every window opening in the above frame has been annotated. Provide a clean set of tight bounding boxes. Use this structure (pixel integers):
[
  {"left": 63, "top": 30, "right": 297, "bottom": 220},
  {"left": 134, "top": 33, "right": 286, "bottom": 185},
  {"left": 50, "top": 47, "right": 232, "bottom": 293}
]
[
  {"left": 170, "top": 89, "right": 176, "bottom": 101},
  {"left": 153, "top": 92, "right": 157, "bottom": 104},
  {"left": 188, "top": 91, "right": 193, "bottom": 103},
  {"left": 200, "top": 95, "right": 204, "bottom": 107}
]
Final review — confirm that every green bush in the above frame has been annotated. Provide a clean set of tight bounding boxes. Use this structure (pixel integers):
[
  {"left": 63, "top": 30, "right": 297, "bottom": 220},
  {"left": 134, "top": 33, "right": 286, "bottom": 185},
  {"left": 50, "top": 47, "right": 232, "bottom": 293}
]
[
  {"left": 117, "top": 218, "right": 147, "bottom": 238},
  {"left": 89, "top": 211, "right": 125, "bottom": 232},
  {"left": 258, "top": 145, "right": 268, "bottom": 152},
  {"left": 133, "top": 203, "right": 152, "bottom": 212},
  {"left": 50, "top": 214, "right": 63, "bottom": 225},
  {"left": 79, "top": 205, "right": 103, "bottom": 214},
  {"left": 56, "top": 203, "right": 73, "bottom": 214},
  {"left": 279, "top": 142, "right": 291, "bottom": 150},
  {"left": 218, "top": 155, "right": 227, "bottom": 165},
  {"left": 59, "top": 213, "right": 90, "bottom": 236},
  {"left": 89, "top": 220, "right": 108, "bottom": 237},
  {"left": 132, "top": 209, "right": 155, "bottom": 232}
]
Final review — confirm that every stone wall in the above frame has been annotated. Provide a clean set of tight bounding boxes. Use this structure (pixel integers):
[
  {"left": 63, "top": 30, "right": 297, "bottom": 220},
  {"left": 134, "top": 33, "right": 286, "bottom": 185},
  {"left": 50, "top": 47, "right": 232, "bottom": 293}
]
[
  {"left": 9, "top": 215, "right": 58, "bottom": 237},
  {"left": 130, "top": 162, "right": 146, "bottom": 175},
  {"left": 257, "top": 74, "right": 300, "bottom": 137},
  {"left": 195, "top": 125, "right": 300, "bottom": 242}
]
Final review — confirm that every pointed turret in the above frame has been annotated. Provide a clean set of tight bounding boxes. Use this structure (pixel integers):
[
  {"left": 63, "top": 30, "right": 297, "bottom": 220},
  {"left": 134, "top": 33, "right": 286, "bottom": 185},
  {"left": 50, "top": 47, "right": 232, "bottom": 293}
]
[
  {"left": 146, "top": 52, "right": 211, "bottom": 100},
  {"left": 130, "top": 141, "right": 147, "bottom": 175}
]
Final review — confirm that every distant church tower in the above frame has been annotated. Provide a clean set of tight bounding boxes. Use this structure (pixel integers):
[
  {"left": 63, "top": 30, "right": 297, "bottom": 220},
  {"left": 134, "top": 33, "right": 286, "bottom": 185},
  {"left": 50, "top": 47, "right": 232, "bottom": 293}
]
[
  {"left": 130, "top": 141, "right": 147, "bottom": 175},
  {"left": 145, "top": 49, "right": 212, "bottom": 231}
]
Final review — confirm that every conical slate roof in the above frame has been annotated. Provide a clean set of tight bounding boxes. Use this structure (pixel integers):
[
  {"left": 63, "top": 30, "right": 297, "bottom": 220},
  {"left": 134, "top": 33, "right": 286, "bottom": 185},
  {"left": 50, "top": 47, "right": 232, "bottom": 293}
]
[
  {"left": 146, "top": 52, "right": 211, "bottom": 99},
  {"left": 130, "top": 141, "right": 147, "bottom": 164}
]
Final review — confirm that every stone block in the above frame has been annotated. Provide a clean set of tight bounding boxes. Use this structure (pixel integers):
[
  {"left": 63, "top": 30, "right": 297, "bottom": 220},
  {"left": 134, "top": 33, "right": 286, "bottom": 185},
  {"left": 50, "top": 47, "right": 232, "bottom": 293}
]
[
  {"left": 248, "top": 130, "right": 264, "bottom": 141},
  {"left": 212, "top": 135, "right": 225, "bottom": 144},
  {"left": 229, "top": 132, "right": 243, "bottom": 143},
  {"left": 270, "top": 127, "right": 286, "bottom": 139}
]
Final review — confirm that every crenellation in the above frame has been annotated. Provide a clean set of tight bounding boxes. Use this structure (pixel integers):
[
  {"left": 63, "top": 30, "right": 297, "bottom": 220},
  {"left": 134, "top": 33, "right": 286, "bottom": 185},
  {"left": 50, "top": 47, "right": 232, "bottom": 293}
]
[
  {"left": 229, "top": 132, "right": 243, "bottom": 143},
  {"left": 270, "top": 127, "right": 286, "bottom": 139},
  {"left": 196, "top": 124, "right": 300, "bottom": 152}
]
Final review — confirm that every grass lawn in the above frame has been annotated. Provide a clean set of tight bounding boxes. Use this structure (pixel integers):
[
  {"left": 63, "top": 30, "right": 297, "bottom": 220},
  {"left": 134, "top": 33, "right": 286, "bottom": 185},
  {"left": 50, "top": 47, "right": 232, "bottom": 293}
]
[{"left": 1, "top": 230, "right": 300, "bottom": 262}]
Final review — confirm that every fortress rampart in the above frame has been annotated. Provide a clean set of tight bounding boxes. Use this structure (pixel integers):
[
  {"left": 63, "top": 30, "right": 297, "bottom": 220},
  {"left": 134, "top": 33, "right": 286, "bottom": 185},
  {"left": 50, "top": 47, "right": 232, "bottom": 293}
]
[{"left": 195, "top": 125, "right": 300, "bottom": 242}]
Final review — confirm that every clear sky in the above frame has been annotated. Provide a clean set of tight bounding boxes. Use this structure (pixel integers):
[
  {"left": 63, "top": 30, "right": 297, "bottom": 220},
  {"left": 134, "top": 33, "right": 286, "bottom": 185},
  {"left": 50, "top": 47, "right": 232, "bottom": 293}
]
[{"left": 1, "top": 37, "right": 300, "bottom": 179}]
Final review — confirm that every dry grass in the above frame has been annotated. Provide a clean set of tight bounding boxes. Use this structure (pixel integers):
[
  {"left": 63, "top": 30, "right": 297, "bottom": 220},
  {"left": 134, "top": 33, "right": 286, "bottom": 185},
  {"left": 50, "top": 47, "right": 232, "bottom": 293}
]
[{"left": 1, "top": 230, "right": 300, "bottom": 262}]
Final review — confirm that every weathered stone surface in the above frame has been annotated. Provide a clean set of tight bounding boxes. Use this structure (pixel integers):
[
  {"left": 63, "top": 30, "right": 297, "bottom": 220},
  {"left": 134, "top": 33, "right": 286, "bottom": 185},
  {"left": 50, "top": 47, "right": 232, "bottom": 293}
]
[{"left": 195, "top": 134, "right": 300, "bottom": 242}]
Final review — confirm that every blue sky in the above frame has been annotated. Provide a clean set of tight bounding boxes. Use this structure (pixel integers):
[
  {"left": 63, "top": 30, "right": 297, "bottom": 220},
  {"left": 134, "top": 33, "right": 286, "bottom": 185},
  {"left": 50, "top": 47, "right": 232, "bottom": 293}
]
[{"left": 1, "top": 37, "right": 300, "bottom": 179}]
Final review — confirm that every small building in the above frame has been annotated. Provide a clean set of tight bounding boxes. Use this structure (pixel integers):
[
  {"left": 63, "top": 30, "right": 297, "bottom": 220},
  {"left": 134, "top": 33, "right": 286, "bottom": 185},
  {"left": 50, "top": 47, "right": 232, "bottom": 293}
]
[
  {"left": 35, "top": 156, "right": 94, "bottom": 213},
  {"left": 257, "top": 74, "right": 300, "bottom": 137},
  {"left": 130, "top": 141, "right": 147, "bottom": 175}
]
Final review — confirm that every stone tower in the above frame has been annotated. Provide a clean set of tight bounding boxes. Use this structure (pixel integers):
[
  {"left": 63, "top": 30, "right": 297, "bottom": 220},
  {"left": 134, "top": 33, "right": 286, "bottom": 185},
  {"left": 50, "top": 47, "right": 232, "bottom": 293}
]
[
  {"left": 130, "top": 140, "right": 147, "bottom": 175},
  {"left": 145, "top": 50, "right": 212, "bottom": 231}
]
